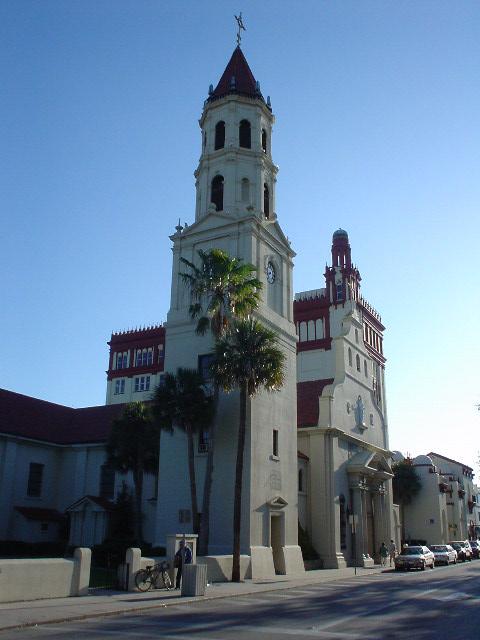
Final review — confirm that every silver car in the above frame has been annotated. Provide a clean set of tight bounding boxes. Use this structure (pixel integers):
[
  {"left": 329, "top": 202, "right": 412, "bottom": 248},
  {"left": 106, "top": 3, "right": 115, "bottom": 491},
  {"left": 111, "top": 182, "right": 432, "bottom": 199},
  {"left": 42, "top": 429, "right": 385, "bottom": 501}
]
[
  {"left": 394, "top": 546, "right": 435, "bottom": 571},
  {"left": 429, "top": 544, "right": 457, "bottom": 565}
]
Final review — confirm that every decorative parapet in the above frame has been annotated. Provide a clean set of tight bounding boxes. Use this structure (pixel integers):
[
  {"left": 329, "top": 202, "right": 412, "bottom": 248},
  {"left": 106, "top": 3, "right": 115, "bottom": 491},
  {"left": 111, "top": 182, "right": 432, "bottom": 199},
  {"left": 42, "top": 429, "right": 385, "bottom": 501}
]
[{"left": 358, "top": 295, "right": 382, "bottom": 324}]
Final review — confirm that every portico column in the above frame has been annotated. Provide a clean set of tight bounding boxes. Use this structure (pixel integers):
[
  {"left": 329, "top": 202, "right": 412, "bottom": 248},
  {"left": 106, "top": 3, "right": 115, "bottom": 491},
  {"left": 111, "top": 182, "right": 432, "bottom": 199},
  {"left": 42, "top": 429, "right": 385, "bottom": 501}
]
[{"left": 351, "top": 484, "right": 365, "bottom": 566}]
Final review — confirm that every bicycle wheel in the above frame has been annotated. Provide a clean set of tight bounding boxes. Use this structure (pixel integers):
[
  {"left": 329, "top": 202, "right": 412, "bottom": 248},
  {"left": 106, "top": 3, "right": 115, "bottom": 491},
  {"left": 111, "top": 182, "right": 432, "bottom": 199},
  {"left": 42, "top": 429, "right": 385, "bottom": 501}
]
[
  {"left": 135, "top": 569, "right": 153, "bottom": 592},
  {"left": 161, "top": 570, "right": 172, "bottom": 590}
]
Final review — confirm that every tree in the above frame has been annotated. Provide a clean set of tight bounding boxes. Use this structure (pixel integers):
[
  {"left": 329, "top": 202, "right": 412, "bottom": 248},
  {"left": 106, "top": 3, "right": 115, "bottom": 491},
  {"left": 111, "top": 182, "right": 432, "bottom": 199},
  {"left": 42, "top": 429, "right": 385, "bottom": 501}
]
[
  {"left": 180, "top": 248, "right": 262, "bottom": 555},
  {"left": 180, "top": 248, "right": 262, "bottom": 338},
  {"left": 212, "top": 317, "right": 286, "bottom": 581},
  {"left": 392, "top": 459, "right": 422, "bottom": 543},
  {"left": 152, "top": 368, "right": 214, "bottom": 534},
  {"left": 106, "top": 402, "right": 160, "bottom": 544}
]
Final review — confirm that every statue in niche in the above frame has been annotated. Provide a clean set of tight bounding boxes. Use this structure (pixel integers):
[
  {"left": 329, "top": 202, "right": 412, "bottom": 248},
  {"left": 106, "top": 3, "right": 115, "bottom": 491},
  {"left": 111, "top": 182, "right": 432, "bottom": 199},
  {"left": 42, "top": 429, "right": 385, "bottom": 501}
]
[{"left": 354, "top": 395, "right": 366, "bottom": 429}]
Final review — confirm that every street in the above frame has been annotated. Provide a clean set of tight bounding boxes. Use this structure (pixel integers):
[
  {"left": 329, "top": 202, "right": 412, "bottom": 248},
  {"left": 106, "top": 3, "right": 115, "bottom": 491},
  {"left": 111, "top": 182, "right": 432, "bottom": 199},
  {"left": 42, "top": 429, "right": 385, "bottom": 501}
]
[{"left": 2, "top": 562, "right": 479, "bottom": 640}]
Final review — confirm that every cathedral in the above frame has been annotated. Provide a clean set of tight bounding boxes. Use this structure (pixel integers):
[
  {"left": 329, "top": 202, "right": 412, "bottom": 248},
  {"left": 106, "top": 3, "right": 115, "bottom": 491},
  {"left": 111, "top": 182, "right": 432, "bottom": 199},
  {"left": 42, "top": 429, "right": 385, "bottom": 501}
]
[{"left": 0, "top": 43, "right": 395, "bottom": 576}]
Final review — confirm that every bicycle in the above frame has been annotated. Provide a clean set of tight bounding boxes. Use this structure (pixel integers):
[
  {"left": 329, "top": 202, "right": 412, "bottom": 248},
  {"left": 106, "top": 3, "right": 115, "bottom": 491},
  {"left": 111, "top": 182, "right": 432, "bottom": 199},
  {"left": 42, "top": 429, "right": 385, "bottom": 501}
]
[{"left": 134, "top": 560, "right": 172, "bottom": 591}]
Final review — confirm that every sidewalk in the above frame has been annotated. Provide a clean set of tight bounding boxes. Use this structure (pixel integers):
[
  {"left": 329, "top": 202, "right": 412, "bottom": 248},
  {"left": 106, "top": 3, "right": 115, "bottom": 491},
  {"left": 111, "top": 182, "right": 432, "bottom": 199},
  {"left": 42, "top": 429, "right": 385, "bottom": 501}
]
[{"left": 0, "top": 566, "right": 388, "bottom": 632}]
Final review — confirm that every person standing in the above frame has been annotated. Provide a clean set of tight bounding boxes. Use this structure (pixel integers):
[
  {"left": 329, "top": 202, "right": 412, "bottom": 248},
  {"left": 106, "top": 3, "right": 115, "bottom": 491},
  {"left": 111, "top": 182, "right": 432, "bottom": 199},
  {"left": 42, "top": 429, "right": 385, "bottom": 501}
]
[
  {"left": 174, "top": 539, "right": 192, "bottom": 589},
  {"left": 388, "top": 539, "right": 397, "bottom": 566},
  {"left": 379, "top": 542, "right": 388, "bottom": 567}
]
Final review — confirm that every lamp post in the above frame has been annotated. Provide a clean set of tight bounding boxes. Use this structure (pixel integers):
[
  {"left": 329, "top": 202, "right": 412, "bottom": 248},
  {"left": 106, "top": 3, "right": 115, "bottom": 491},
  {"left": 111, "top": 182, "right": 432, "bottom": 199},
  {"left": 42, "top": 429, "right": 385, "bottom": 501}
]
[{"left": 349, "top": 514, "right": 358, "bottom": 576}]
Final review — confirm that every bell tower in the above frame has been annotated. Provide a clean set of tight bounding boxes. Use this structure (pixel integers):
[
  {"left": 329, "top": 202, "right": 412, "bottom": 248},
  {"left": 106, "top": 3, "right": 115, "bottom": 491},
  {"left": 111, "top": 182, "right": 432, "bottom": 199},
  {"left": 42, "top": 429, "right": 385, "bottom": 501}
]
[
  {"left": 195, "top": 46, "right": 277, "bottom": 222},
  {"left": 156, "top": 42, "right": 304, "bottom": 578}
]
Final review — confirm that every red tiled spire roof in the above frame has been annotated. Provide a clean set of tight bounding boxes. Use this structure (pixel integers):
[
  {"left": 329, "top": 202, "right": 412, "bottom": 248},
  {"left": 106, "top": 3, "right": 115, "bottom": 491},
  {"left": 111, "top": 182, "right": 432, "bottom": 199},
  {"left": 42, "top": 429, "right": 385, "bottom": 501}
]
[{"left": 209, "top": 46, "right": 265, "bottom": 103}]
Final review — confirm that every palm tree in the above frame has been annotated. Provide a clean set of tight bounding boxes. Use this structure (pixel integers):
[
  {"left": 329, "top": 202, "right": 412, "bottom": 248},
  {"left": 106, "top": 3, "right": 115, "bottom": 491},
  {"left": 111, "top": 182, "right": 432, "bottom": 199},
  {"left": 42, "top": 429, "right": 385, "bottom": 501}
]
[
  {"left": 180, "top": 248, "right": 262, "bottom": 337},
  {"left": 152, "top": 368, "right": 214, "bottom": 534},
  {"left": 212, "top": 317, "right": 286, "bottom": 582},
  {"left": 106, "top": 402, "right": 160, "bottom": 544},
  {"left": 180, "top": 248, "right": 262, "bottom": 555},
  {"left": 392, "top": 459, "right": 421, "bottom": 543}
]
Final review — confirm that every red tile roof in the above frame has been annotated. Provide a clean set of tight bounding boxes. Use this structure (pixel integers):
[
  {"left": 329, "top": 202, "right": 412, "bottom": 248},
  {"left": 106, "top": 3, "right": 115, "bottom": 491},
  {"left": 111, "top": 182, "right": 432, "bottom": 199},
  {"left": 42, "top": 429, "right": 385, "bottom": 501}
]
[
  {"left": 0, "top": 389, "right": 125, "bottom": 445},
  {"left": 297, "top": 379, "right": 334, "bottom": 427},
  {"left": 14, "top": 506, "right": 65, "bottom": 522},
  {"left": 209, "top": 46, "right": 264, "bottom": 102}
]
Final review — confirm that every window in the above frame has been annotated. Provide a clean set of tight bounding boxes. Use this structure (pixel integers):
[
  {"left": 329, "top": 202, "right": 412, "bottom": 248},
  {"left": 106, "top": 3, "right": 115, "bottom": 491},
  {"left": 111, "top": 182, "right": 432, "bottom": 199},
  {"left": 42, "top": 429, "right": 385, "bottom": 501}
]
[
  {"left": 307, "top": 320, "right": 315, "bottom": 341},
  {"left": 263, "top": 184, "right": 270, "bottom": 218},
  {"left": 116, "top": 352, "right": 127, "bottom": 369},
  {"left": 241, "top": 178, "right": 249, "bottom": 202},
  {"left": 198, "top": 353, "right": 214, "bottom": 381},
  {"left": 114, "top": 379, "right": 125, "bottom": 395},
  {"left": 298, "top": 468, "right": 304, "bottom": 492},
  {"left": 239, "top": 119, "right": 251, "bottom": 148},
  {"left": 211, "top": 175, "right": 224, "bottom": 211},
  {"left": 178, "top": 509, "right": 191, "bottom": 524},
  {"left": 135, "top": 350, "right": 142, "bottom": 367},
  {"left": 272, "top": 429, "right": 279, "bottom": 457},
  {"left": 214, "top": 121, "right": 225, "bottom": 150},
  {"left": 134, "top": 376, "right": 150, "bottom": 392},
  {"left": 348, "top": 348, "right": 352, "bottom": 367},
  {"left": 27, "top": 463, "right": 44, "bottom": 497},
  {"left": 315, "top": 318, "right": 324, "bottom": 340},
  {"left": 364, "top": 360, "right": 368, "bottom": 377},
  {"left": 355, "top": 329, "right": 359, "bottom": 343},
  {"left": 356, "top": 354, "right": 361, "bottom": 372},
  {"left": 299, "top": 321, "right": 307, "bottom": 342},
  {"left": 146, "top": 349, "right": 153, "bottom": 366},
  {"left": 198, "top": 429, "right": 209, "bottom": 453},
  {"left": 336, "top": 283, "right": 343, "bottom": 301},
  {"left": 158, "top": 344, "right": 164, "bottom": 362},
  {"left": 100, "top": 465, "right": 115, "bottom": 499},
  {"left": 262, "top": 128, "right": 267, "bottom": 153}
]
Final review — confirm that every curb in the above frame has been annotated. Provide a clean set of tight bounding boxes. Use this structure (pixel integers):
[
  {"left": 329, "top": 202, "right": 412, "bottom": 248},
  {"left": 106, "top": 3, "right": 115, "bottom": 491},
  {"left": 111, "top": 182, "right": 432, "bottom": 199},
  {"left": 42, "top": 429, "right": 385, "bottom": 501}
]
[{"left": 0, "top": 568, "right": 387, "bottom": 633}]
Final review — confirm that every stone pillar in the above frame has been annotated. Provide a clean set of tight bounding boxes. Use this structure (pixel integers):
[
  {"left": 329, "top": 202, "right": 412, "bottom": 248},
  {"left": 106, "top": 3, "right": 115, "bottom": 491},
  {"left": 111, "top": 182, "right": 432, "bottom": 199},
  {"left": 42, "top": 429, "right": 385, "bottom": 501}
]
[
  {"left": 72, "top": 548, "right": 91, "bottom": 596},
  {"left": 351, "top": 486, "right": 365, "bottom": 567},
  {"left": 125, "top": 547, "right": 141, "bottom": 591}
]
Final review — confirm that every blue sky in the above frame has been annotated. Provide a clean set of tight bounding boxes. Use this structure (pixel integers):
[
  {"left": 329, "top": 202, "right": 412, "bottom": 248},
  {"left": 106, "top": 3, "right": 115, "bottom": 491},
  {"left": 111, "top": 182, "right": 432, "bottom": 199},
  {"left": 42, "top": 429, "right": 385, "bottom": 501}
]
[{"left": 1, "top": 1, "right": 479, "bottom": 470}]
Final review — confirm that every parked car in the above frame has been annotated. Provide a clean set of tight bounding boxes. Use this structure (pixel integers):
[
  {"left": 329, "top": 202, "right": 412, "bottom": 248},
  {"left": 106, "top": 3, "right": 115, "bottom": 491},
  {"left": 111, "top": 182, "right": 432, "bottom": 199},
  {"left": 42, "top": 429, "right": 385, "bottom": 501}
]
[
  {"left": 449, "top": 541, "right": 472, "bottom": 562},
  {"left": 469, "top": 540, "right": 479, "bottom": 559},
  {"left": 395, "top": 546, "right": 435, "bottom": 571},
  {"left": 429, "top": 544, "right": 457, "bottom": 565}
]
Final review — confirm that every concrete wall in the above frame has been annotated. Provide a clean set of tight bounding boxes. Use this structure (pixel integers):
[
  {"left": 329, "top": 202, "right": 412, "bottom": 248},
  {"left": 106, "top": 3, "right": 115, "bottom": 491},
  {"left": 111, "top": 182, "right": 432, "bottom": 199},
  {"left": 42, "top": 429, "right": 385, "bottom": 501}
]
[{"left": 0, "top": 548, "right": 91, "bottom": 603}]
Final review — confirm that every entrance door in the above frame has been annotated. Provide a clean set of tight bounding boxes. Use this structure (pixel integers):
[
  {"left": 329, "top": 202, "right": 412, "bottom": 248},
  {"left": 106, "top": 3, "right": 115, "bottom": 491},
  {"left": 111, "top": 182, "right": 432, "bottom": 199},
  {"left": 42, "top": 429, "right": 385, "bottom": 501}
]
[{"left": 270, "top": 515, "right": 284, "bottom": 574}]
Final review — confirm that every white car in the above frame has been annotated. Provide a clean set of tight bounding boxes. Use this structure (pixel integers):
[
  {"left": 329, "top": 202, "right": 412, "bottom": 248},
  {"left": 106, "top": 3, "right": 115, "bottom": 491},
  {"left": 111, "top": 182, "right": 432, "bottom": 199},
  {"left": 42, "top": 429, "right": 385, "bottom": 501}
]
[
  {"left": 395, "top": 546, "right": 435, "bottom": 571},
  {"left": 429, "top": 544, "right": 457, "bottom": 565}
]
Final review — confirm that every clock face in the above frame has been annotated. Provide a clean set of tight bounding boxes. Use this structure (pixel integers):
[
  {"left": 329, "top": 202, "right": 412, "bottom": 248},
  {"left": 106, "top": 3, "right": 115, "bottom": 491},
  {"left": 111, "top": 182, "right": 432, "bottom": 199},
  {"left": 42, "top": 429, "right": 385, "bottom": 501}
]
[{"left": 266, "top": 262, "right": 276, "bottom": 284}]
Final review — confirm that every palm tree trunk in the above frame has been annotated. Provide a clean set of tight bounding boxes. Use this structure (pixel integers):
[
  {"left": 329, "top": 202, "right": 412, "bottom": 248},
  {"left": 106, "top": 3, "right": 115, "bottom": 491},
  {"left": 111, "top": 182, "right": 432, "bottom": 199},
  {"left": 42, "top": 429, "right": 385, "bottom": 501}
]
[
  {"left": 186, "top": 424, "right": 199, "bottom": 534},
  {"left": 134, "top": 467, "right": 144, "bottom": 544},
  {"left": 198, "top": 386, "right": 219, "bottom": 556},
  {"left": 232, "top": 383, "right": 247, "bottom": 582}
]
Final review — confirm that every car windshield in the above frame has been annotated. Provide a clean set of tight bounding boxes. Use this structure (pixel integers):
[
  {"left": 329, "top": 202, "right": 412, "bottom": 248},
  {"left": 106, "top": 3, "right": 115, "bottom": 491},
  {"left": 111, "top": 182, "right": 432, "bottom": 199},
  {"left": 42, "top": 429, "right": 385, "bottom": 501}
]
[
  {"left": 430, "top": 546, "right": 446, "bottom": 551},
  {"left": 404, "top": 547, "right": 422, "bottom": 555}
]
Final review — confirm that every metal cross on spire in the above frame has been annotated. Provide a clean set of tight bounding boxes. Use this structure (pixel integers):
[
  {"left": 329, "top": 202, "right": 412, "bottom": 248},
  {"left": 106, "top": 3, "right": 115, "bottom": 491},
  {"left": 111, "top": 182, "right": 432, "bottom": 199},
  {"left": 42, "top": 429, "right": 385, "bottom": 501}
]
[{"left": 235, "top": 12, "right": 246, "bottom": 47}]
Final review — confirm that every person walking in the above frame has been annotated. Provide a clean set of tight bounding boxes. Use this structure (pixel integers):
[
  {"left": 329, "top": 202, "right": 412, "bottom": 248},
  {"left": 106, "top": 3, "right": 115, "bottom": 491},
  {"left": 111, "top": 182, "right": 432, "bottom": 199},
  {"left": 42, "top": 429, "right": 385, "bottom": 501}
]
[
  {"left": 388, "top": 539, "right": 397, "bottom": 566},
  {"left": 379, "top": 542, "right": 388, "bottom": 567},
  {"left": 174, "top": 539, "right": 192, "bottom": 589}
]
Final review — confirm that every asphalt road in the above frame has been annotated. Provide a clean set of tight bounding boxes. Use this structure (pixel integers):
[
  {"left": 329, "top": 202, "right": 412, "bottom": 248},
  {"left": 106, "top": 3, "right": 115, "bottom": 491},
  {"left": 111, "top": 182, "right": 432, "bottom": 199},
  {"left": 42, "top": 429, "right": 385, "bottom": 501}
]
[{"left": 2, "top": 562, "right": 480, "bottom": 640}]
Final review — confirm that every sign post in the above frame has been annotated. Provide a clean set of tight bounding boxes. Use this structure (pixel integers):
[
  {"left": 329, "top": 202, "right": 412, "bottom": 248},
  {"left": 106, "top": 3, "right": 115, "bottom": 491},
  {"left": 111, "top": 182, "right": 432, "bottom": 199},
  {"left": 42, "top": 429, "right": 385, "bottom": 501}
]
[{"left": 349, "top": 514, "right": 358, "bottom": 576}]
